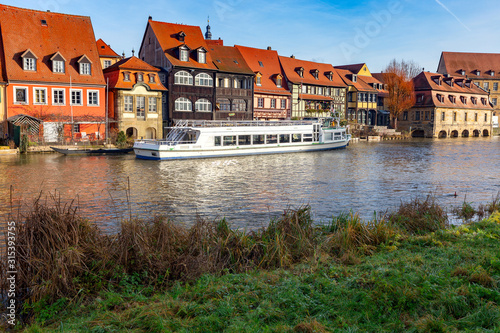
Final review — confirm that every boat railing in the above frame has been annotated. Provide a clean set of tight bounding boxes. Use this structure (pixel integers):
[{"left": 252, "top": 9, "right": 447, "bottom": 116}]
[
  {"left": 172, "top": 119, "right": 316, "bottom": 128},
  {"left": 135, "top": 139, "right": 196, "bottom": 146}
]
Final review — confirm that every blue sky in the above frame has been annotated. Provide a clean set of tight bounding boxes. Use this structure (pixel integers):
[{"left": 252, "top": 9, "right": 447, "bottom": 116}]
[{"left": 4, "top": 0, "right": 499, "bottom": 73}]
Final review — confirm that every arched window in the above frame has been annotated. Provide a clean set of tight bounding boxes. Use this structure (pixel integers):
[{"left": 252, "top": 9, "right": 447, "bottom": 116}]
[
  {"left": 195, "top": 98, "right": 212, "bottom": 112},
  {"left": 175, "top": 97, "right": 192, "bottom": 111},
  {"left": 195, "top": 73, "right": 213, "bottom": 87},
  {"left": 217, "top": 98, "right": 231, "bottom": 111},
  {"left": 232, "top": 99, "right": 246, "bottom": 111},
  {"left": 174, "top": 71, "right": 193, "bottom": 85}
]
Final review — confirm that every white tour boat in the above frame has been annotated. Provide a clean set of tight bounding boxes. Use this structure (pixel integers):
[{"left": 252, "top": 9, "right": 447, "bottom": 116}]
[{"left": 133, "top": 117, "right": 351, "bottom": 160}]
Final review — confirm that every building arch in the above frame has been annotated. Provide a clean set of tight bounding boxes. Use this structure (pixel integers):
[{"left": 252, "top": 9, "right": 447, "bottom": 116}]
[
  {"left": 450, "top": 130, "right": 459, "bottom": 137},
  {"left": 126, "top": 127, "right": 137, "bottom": 139},
  {"left": 473, "top": 130, "right": 480, "bottom": 137},
  {"left": 217, "top": 98, "right": 231, "bottom": 111},
  {"left": 483, "top": 129, "right": 490, "bottom": 137},
  {"left": 174, "top": 71, "right": 193, "bottom": 85},
  {"left": 175, "top": 97, "right": 192, "bottom": 111},
  {"left": 194, "top": 73, "right": 213, "bottom": 87},
  {"left": 145, "top": 127, "right": 156, "bottom": 139},
  {"left": 368, "top": 109, "right": 376, "bottom": 126},
  {"left": 195, "top": 98, "right": 212, "bottom": 112},
  {"left": 411, "top": 129, "right": 425, "bottom": 138},
  {"left": 357, "top": 109, "right": 367, "bottom": 124},
  {"left": 462, "top": 130, "right": 469, "bottom": 137},
  {"left": 438, "top": 130, "right": 447, "bottom": 138}
]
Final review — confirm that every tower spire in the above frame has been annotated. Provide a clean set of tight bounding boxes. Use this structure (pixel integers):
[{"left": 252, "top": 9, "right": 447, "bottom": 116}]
[{"left": 205, "top": 16, "right": 212, "bottom": 40}]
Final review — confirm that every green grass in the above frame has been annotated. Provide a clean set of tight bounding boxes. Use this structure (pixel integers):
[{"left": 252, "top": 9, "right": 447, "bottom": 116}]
[{"left": 16, "top": 212, "right": 500, "bottom": 332}]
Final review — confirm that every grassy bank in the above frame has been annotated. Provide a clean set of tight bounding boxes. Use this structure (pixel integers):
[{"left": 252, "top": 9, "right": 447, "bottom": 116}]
[{"left": 2, "top": 196, "right": 500, "bottom": 332}]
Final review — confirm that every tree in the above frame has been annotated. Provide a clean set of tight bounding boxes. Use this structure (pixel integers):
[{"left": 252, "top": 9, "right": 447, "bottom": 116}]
[{"left": 383, "top": 59, "right": 421, "bottom": 130}]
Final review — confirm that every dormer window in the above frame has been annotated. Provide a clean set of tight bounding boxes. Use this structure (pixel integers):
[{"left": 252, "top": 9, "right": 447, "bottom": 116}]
[
  {"left": 177, "top": 31, "right": 186, "bottom": 42},
  {"left": 275, "top": 74, "right": 282, "bottom": 88},
  {"left": 197, "top": 48, "right": 207, "bottom": 64},
  {"left": 21, "top": 49, "right": 38, "bottom": 71},
  {"left": 296, "top": 67, "right": 304, "bottom": 78},
  {"left": 149, "top": 74, "right": 156, "bottom": 83},
  {"left": 258, "top": 61, "right": 264, "bottom": 67},
  {"left": 311, "top": 69, "right": 319, "bottom": 80},
  {"left": 137, "top": 72, "right": 144, "bottom": 82},
  {"left": 50, "top": 52, "right": 66, "bottom": 73},
  {"left": 326, "top": 71, "right": 333, "bottom": 81},
  {"left": 77, "top": 55, "right": 92, "bottom": 75},
  {"left": 123, "top": 72, "right": 130, "bottom": 81},
  {"left": 460, "top": 69, "right": 465, "bottom": 76},
  {"left": 475, "top": 70, "right": 481, "bottom": 76},
  {"left": 255, "top": 72, "right": 262, "bottom": 86},
  {"left": 460, "top": 96, "right": 467, "bottom": 104},
  {"left": 449, "top": 95, "right": 456, "bottom": 104},
  {"left": 178, "top": 45, "right": 190, "bottom": 62},
  {"left": 465, "top": 80, "right": 472, "bottom": 88},
  {"left": 416, "top": 94, "right": 424, "bottom": 103},
  {"left": 351, "top": 74, "right": 357, "bottom": 83},
  {"left": 471, "top": 97, "right": 477, "bottom": 105},
  {"left": 491, "top": 70, "right": 496, "bottom": 77},
  {"left": 481, "top": 98, "right": 487, "bottom": 105},
  {"left": 436, "top": 94, "right": 444, "bottom": 103},
  {"left": 432, "top": 76, "right": 442, "bottom": 85}
]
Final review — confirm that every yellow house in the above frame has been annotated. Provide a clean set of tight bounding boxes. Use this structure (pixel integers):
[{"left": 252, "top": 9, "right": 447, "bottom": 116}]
[{"left": 96, "top": 39, "right": 122, "bottom": 70}]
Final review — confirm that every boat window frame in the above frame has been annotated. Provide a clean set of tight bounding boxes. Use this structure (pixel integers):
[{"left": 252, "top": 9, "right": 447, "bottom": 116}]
[
  {"left": 266, "top": 134, "right": 277, "bottom": 144},
  {"left": 238, "top": 135, "right": 251, "bottom": 146},
  {"left": 292, "top": 134, "right": 302, "bottom": 143},
  {"left": 214, "top": 136, "right": 221, "bottom": 146},
  {"left": 223, "top": 135, "right": 237, "bottom": 146},
  {"left": 279, "top": 134, "right": 290, "bottom": 144},
  {"left": 253, "top": 134, "right": 265, "bottom": 144}
]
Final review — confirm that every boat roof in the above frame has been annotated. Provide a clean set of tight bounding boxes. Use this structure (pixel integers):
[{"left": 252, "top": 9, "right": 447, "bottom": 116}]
[{"left": 169, "top": 119, "right": 320, "bottom": 128}]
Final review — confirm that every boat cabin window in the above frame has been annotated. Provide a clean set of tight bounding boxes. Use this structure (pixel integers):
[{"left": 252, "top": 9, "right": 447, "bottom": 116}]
[
  {"left": 266, "top": 134, "right": 277, "bottom": 144},
  {"left": 214, "top": 136, "right": 221, "bottom": 146},
  {"left": 292, "top": 134, "right": 302, "bottom": 142},
  {"left": 303, "top": 134, "right": 313, "bottom": 142},
  {"left": 334, "top": 132, "right": 342, "bottom": 140},
  {"left": 238, "top": 135, "right": 251, "bottom": 145},
  {"left": 279, "top": 134, "right": 290, "bottom": 143},
  {"left": 223, "top": 136, "right": 237, "bottom": 146},
  {"left": 253, "top": 135, "right": 265, "bottom": 144},
  {"left": 324, "top": 133, "right": 333, "bottom": 141}
]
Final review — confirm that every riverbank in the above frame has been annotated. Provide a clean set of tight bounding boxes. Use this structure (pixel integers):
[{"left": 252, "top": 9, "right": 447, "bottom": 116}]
[{"left": 1, "top": 197, "right": 499, "bottom": 331}]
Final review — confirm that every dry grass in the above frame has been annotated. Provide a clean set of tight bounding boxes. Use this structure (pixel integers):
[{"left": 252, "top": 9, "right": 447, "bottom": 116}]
[{"left": 389, "top": 196, "right": 448, "bottom": 234}]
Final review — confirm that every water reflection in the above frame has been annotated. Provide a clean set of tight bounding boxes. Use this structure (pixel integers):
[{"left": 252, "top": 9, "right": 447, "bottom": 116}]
[{"left": 1, "top": 137, "right": 499, "bottom": 231}]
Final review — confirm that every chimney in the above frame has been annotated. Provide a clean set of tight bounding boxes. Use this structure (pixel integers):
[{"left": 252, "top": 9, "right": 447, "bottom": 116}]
[
  {"left": 148, "top": 16, "right": 152, "bottom": 20},
  {"left": 290, "top": 55, "right": 295, "bottom": 58},
  {"left": 267, "top": 46, "right": 272, "bottom": 50}
]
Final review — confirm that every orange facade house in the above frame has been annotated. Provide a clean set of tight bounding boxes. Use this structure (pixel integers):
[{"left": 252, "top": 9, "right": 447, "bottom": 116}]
[
  {"left": 0, "top": 5, "right": 106, "bottom": 143},
  {"left": 104, "top": 56, "right": 167, "bottom": 139}
]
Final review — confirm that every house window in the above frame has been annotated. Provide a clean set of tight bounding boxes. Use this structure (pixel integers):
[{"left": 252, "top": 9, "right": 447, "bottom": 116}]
[
  {"left": 195, "top": 98, "right": 212, "bottom": 112},
  {"left": 136, "top": 96, "right": 145, "bottom": 118},
  {"left": 160, "top": 74, "right": 165, "bottom": 83},
  {"left": 436, "top": 94, "right": 444, "bottom": 103},
  {"left": 302, "top": 85, "right": 307, "bottom": 94},
  {"left": 481, "top": 98, "right": 487, "bottom": 105},
  {"left": 318, "top": 87, "right": 323, "bottom": 95},
  {"left": 198, "top": 50, "right": 206, "bottom": 64},
  {"left": 195, "top": 73, "right": 213, "bottom": 86},
  {"left": 276, "top": 77, "right": 282, "bottom": 88},
  {"left": 71, "top": 90, "right": 82, "bottom": 105},
  {"left": 460, "top": 96, "right": 467, "bottom": 104},
  {"left": 453, "top": 112, "right": 457, "bottom": 122},
  {"left": 485, "top": 113, "right": 488, "bottom": 122},
  {"left": 257, "top": 98, "right": 264, "bottom": 108},
  {"left": 218, "top": 98, "right": 231, "bottom": 111},
  {"left": 492, "top": 98, "right": 498, "bottom": 106},
  {"left": 417, "top": 95, "right": 424, "bottom": 103},
  {"left": 441, "top": 112, "right": 445, "bottom": 121},
  {"left": 425, "top": 111, "right": 430, "bottom": 120},
  {"left": 103, "top": 60, "right": 112, "bottom": 68},
  {"left": 149, "top": 74, "right": 156, "bottom": 83},
  {"left": 53, "top": 60, "right": 64, "bottom": 73},
  {"left": 148, "top": 97, "right": 157, "bottom": 112},
  {"left": 14, "top": 87, "right": 28, "bottom": 104},
  {"left": 124, "top": 72, "right": 130, "bottom": 81},
  {"left": 175, "top": 97, "right": 192, "bottom": 111},
  {"left": 80, "top": 63, "right": 91, "bottom": 75},
  {"left": 73, "top": 124, "right": 80, "bottom": 133},
  {"left": 180, "top": 48, "right": 189, "bottom": 62},
  {"left": 415, "top": 111, "right": 420, "bottom": 121},
  {"left": 471, "top": 97, "right": 477, "bottom": 105},
  {"left": 403, "top": 111, "right": 408, "bottom": 121},
  {"left": 281, "top": 99, "right": 286, "bottom": 109},
  {"left": 449, "top": 95, "right": 456, "bottom": 104},
  {"left": 137, "top": 73, "right": 144, "bottom": 82},
  {"left": 258, "top": 61, "right": 263, "bottom": 67},
  {"left": 493, "top": 82, "right": 499, "bottom": 91},
  {"left": 174, "top": 71, "right": 193, "bottom": 85},
  {"left": 475, "top": 113, "right": 478, "bottom": 122},
  {"left": 53, "top": 89, "right": 65, "bottom": 105},
  {"left": 484, "top": 82, "right": 489, "bottom": 90},
  {"left": 124, "top": 96, "right": 133, "bottom": 112},
  {"left": 464, "top": 112, "right": 468, "bottom": 121},
  {"left": 34, "top": 88, "right": 47, "bottom": 104},
  {"left": 88, "top": 90, "right": 99, "bottom": 106},
  {"left": 23, "top": 58, "right": 36, "bottom": 71},
  {"left": 256, "top": 76, "right": 261, "bottom": 86},
  {"left": 271, "top": 99, "right": 276, "bottom": 108},
  {"left": 232, "top": 99, "right": 246, "bottom": 111}
]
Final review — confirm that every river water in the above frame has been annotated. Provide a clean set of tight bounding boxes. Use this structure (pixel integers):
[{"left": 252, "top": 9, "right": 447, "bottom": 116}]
[{"left": 1, "top": 137, "right": 499, "bottom": 231}]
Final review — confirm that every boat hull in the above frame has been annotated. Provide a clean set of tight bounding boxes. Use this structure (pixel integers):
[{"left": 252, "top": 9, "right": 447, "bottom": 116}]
[
  {"left": 134, "top": 140, "right": 349, "bottom": 160},
  {"left": 51, "top": 147, "right": 134, "bottom": 155}
]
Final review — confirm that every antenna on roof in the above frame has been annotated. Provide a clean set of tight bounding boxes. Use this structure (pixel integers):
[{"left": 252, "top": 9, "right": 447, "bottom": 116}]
[{"left": 122, "top": 51, "right": 125, "bottom": 59}]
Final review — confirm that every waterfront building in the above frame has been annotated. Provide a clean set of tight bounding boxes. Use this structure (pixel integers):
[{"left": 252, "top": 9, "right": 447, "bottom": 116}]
[
  {"left": 371, "top": 73, "right": 392, "bottom": 126},
  {"left": 206, "top": 40, "right": 254, "bottom": 120},
  {"left": 398, "top": 71, "right": 493, "bottom": 138},
  {"left": 235, "top": 46, "right": 291, "bottom": 120},
  {"left": 97, "top": 39, "right": 122, "bottom": 70},
  {"left": 278, "top": 56, "right": 346, "bottom": 119},
  {"left": 0, "top": 4, "right": 106, "bottom": 143},
  {"left": 138, "top": 18, "right": 218, "bottom": 127},
  {"left": 335, "top": 64, "right": 382, "bottom": 126},
  {"left": 103, "top": 56, "right": 167, "bottom": 139},
  {"left": 437, "top": 52, "right": 500, "bottom": 128}
]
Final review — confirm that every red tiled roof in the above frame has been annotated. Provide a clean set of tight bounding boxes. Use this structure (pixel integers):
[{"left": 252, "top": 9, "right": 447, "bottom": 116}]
[
  {"left": 278, "top": 56, "right": 346, "bottom": 87},
  {"left": 0, "top": 4, "right": 105, "bottom": 85},
  {"left": 209, "top": 45, "right": 254, "bottom": 75},
  {"left": 234, "top": 45, "right": 290, "bottom": 95},
  {"left": 104, "top": 56, "right": 160, "bottom": 73},
  {"left": 96, "top": 39, "right": 120, "bottom": 58},
  {"left": 206, "top": 39, "right": 224, "bottom": 46},
  {"left": 335, "top": 63, "right": 366, "bottom": 74},
  {"left": 413, "top": 71, "right": 492, "bottom": 110},
  {"left": 104, "top": 57, "right": 167, "bottom": 91},
  {"left": 438, "top": 52, "right": 500, "bottom": 79},
  {"left": 147, "top": 20, "right": 217, "bottom": 70},
  {"left": 336, "top": 68, "right": 377, "bottom": 92},
  {"left": 299, "top": 94, "right": 333, "bottom": 101}
]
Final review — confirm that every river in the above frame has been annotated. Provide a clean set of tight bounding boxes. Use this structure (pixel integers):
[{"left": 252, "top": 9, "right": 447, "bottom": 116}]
[{"left": 1, "top": 137, "right": 499, "bottom": 231}]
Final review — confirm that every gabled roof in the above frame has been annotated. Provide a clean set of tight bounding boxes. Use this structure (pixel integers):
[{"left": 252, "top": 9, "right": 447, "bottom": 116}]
[
  {"left": 0, "top": 4, "right": 105, "bottom": 85},
  {"left": 234, "top": 45, "right": 290, "bottom": 95},
  {"left": 278, "top": 56, "right": 346, "bottom": 87},
  {"left": 146, "top": 20, "right": 217, "bottom": 70},
  {"left": 438, "top": 51, "right": 500, "bottom": 79},
  {"left": 103, "top": 56, "right": 167, "bottom": 91},
  {"left": 413, "top": 71, "right": 488, "bottom": 94},
  {"left": 209, "top": 45, "right": 253, "bottom": 75},
  {"left": 334, "top": 63, "right": 366, "bottom": 75},
  {"left": 96, "top": 38, "right": 120, "bottom": 58},
  {"left": 336, "top": 68, "right": 377, "bottom": 92}
]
